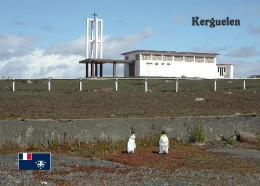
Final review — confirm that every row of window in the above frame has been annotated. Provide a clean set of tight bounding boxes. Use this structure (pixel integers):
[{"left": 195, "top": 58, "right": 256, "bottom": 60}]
[
  {"left": 146, "top": 62, "right": 171, "bottom": 66},
  {"left": 136, "top": 54, "right": 214, "bottom": 63}
]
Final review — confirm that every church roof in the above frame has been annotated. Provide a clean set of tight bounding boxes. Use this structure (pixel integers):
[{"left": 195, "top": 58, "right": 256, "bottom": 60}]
[
  {"left": 79, "top": 59, "right": 134, "bottom": 64},
  {"left": 121, "top": 50, "right": 219, "bottom": 56},
  {"left": 217, "top": 64, "right": 234, "bottom": 66}
]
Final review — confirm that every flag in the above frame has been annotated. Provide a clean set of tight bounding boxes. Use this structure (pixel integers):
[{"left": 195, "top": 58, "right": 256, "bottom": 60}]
[{"left": 18, "top": 152, "right": 51, "bottom": 170}]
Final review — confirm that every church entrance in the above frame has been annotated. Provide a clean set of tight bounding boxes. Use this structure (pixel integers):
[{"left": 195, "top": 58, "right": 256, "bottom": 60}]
[{"left": 129, "top": 64, "right": 135, "bottom": 77}]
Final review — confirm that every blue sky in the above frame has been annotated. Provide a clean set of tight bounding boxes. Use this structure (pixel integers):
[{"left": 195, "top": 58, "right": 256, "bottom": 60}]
[{"left": 0, "top": 0, "right": 260, "bottom": 78}]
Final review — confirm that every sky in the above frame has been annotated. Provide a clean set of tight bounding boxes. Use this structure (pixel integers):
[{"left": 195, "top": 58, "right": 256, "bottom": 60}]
[{"left": 0, "top": 0, "right": 260, "bottom": 78}]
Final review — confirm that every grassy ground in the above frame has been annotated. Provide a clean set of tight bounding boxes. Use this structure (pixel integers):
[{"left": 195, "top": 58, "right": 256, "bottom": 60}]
[
  {"left": 0, "top": 78, "right": 260, "bottom": 119},
  {"left": 1, "top": 134, "right": 260, "bottom": 174}
]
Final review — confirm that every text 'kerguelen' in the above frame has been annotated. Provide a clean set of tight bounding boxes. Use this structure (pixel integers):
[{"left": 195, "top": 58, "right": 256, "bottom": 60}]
[{"left": 192, "top": 17, "right": 240, "bottom": 28}]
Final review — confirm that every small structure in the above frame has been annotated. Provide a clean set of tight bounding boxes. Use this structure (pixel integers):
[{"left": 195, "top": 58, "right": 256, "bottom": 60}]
[
  {"left": 216, "top": 64, "right": 234, "bottom": 78},
  {"left": 79, "top": 59, "right": 134, "bottom": 77}
]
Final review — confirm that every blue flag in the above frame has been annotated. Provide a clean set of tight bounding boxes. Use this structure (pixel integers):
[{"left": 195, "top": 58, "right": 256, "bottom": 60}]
[{"left": 18, "top": 152, "right": 51, "bottom": 170}]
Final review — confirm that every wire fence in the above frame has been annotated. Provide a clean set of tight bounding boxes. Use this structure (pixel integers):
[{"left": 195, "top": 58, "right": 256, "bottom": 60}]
[{"left": 1, "top": 78, "right": 260, "bottom": 93}]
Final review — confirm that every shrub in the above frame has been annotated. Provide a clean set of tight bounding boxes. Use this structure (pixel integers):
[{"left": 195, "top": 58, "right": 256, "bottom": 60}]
[
  {"left": 221, "top": 136, "right": 235, "bottom": 145},
  {"left": 192, "top": 124, "right": 205, "bottom": 143}
]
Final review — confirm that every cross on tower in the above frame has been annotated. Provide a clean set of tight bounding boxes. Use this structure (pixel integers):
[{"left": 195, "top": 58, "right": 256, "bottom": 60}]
[{"left": 92, "top": 12, "right": 97, "bottom": 19}]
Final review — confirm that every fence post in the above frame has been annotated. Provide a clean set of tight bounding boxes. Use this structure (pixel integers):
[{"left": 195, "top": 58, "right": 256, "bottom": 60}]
[
  {"left": 175, "top": 79, "right": 179, "bottom": 93},
  {"left": 144, "top": 79, "right": 148, "bottom": 92},
  {"left": 214, "top": 79, "right": 217, "bottom": 91},
  {"left": 48, "top": 79, "right": 51, "bottom": 91},
  {"left": 79, "top": 79, "right": 82, "bottom": 91},
  {"left": 243, "top": 79, "right": 246, "bottom": 90},
  {"left": 12, "top": 79, "right": 15, "bottom": 92},
  {"left": 115, "top": 79, "right": 118, "bottom": 91}
]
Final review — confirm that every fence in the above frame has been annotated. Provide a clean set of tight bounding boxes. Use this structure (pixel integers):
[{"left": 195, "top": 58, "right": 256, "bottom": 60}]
[{"left": 1, "top": 78, "right": 260, "bottom": 93}]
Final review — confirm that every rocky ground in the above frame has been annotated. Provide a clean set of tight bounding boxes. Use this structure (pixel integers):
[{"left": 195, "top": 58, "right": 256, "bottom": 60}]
[{"left": 1, "top": 141, "right": 260, "bottom": 185}]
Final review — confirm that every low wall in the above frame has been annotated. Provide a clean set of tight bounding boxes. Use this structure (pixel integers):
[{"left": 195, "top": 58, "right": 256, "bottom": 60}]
[{"left": 0, "top": 115, "right": 259, "bottom": 146}]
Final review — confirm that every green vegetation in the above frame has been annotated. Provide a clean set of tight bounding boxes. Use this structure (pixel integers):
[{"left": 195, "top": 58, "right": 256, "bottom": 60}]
[
  {"left": 192, "top": 124, "right": 205, "bottom": 143},
  {"left": 221, "top": 136, "right": 235, "bottom": 145},
  {"left": 135, "top": 134, "right": 161, "bottom": 149},
  {"left": 0, "top": 133, "right": 192, "bottom": 157},
  {"left": 0, "top": 134, "right": 155, "bottom": 156},
  {"left": 0, "top": 79, "right": 260, "bottom": 119}
]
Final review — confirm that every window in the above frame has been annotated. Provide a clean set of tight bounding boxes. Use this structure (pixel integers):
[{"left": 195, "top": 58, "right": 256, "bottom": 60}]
[
  {"left": 135, "top": 54, "right": 140, "bottom": 60},
  {"left": 155, "top": 63, "right": 158, "bottom": 65},
  {"left": 146, "top": 62, "right": 153, "bottom": 65},
  {"left": 195, "top": 57, "right": 204, "bottom": 63},
  {"left": 218, "top": 67, "right": 225, "bottom": 76},
  {"left": 152, "top": 55, "right": 162, "bottom": 60},
  {"left": 167, "top": 63, "right": 170, "bottom": 65},
  {"left": 163, "top": 55, "right": 172, "bottom": 61},
  {"left": 185, "top": 56, "right": 194, "bottom": 62},
  {"left": 162, "top": 63, "right": 165, "bottom": 65},
  {"left": 141, "top": 54, "right": 151, "bottom": 60},
  {"left": 205, "top": 57, "right": 214, "bottom": 63},
  {"left": 174, "top": 56, "right": 183, "bottom": 61}
]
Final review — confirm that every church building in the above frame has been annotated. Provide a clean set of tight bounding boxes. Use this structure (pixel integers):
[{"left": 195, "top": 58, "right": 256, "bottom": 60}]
[
  {"left": 122, "top": 50, "right": 233, "bottom": 79},
  {"left": 79, "top": 15, "right": 234, "bottom": 79}
]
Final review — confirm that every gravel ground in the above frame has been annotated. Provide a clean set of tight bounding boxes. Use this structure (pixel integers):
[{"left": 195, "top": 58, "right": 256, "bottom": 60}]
[
  {"left": 1, "top": 152, "right": 260, "bottom": 185},
  {"left": 208, "top": 148, "right": 260, "bottom": 159}
]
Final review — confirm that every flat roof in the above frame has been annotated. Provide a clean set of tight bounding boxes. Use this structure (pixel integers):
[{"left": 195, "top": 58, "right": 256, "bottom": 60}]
[
  {"left": 79, "top": 59, "right": 135, "bottom": 64},
  {"left": 217, "top": 64, "right": 234, "bottom": 66},
  {"left": 121, "top": 50, "right": 220, "bottom": 56}
]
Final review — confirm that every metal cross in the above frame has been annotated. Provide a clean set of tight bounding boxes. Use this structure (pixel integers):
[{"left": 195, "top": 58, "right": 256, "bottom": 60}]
[{"left": 92, "top": 12, "right": 97, "bottom": 19}]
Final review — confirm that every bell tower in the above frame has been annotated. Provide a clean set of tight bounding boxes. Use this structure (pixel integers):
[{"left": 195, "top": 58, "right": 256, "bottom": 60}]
[{"left": 85, "top": 12, "right": 103, "bottom": 77}]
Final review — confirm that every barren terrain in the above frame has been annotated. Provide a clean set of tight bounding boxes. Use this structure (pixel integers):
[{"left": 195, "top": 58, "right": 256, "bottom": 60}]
[
  {"left": 0, "top": 79, "right": 260, "bottom": 119},
  {"left": 1, "top": 78, "right": 260, "bottom": 185}
]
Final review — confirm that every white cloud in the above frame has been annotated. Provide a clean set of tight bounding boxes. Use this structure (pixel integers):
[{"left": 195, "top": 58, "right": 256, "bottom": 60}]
[
  {"left": 236, "top": 61, "right": 260, "bottom": 78},
  {"left": 0, "top": 50, "right": 83, "bottom": 79},
  {"left": 0, "top": 28, "right": 154, "bottom": 78},
  {"left": 47, "top": 36, "right": 85, "bottom": 56},
  {"left": 48, "top": 27, "right": 154, "bottom": 59},
  {"left": 191, "top": 45, "right": 229, "bottom": 54},
  {"left": 248, "top": 25, "right": 260, "bottom": 35},
  {"left": 0, "top": 34, "right": 36, "bottom": 60},
  {"left": 226, "top": 46, "right": 260, "bottom": 58},
  {"left": 103, "top": 28, "right": 154, "bottom": 59}
]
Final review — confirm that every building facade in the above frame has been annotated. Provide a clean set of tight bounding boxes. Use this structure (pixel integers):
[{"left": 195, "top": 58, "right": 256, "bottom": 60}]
[
  {"left": 122, "top": 50, "right": 233, "bottom": 79},
  {"left": 216, "top": 64, "right": 234, "bottom": 78}
]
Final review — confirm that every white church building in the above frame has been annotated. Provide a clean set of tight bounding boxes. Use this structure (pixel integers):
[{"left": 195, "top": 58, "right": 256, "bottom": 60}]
[
  {"left": 79, "top": 14, "right": 234, "bottom": 79},
  {"left": 122, "top": 50, "right": 233, "bottom": 79}
]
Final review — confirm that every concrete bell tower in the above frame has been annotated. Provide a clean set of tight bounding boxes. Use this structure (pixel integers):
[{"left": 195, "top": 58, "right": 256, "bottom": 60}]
[{"left": 86, "top": 12, "right": 103, "bottom": 77}]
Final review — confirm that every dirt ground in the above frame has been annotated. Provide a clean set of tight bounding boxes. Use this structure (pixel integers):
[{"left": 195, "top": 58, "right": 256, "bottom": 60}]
[
  {"left": 1, "top": 79, "right": 260, "bottom": 119},
  {"left": 1, "top": 141, "right": 260, "bottom": 185}
]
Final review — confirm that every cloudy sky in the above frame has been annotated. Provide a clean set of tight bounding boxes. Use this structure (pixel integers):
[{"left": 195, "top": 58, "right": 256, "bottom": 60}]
[{"left": 0, "top": 0, "right": 259, "bottom": 78}]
